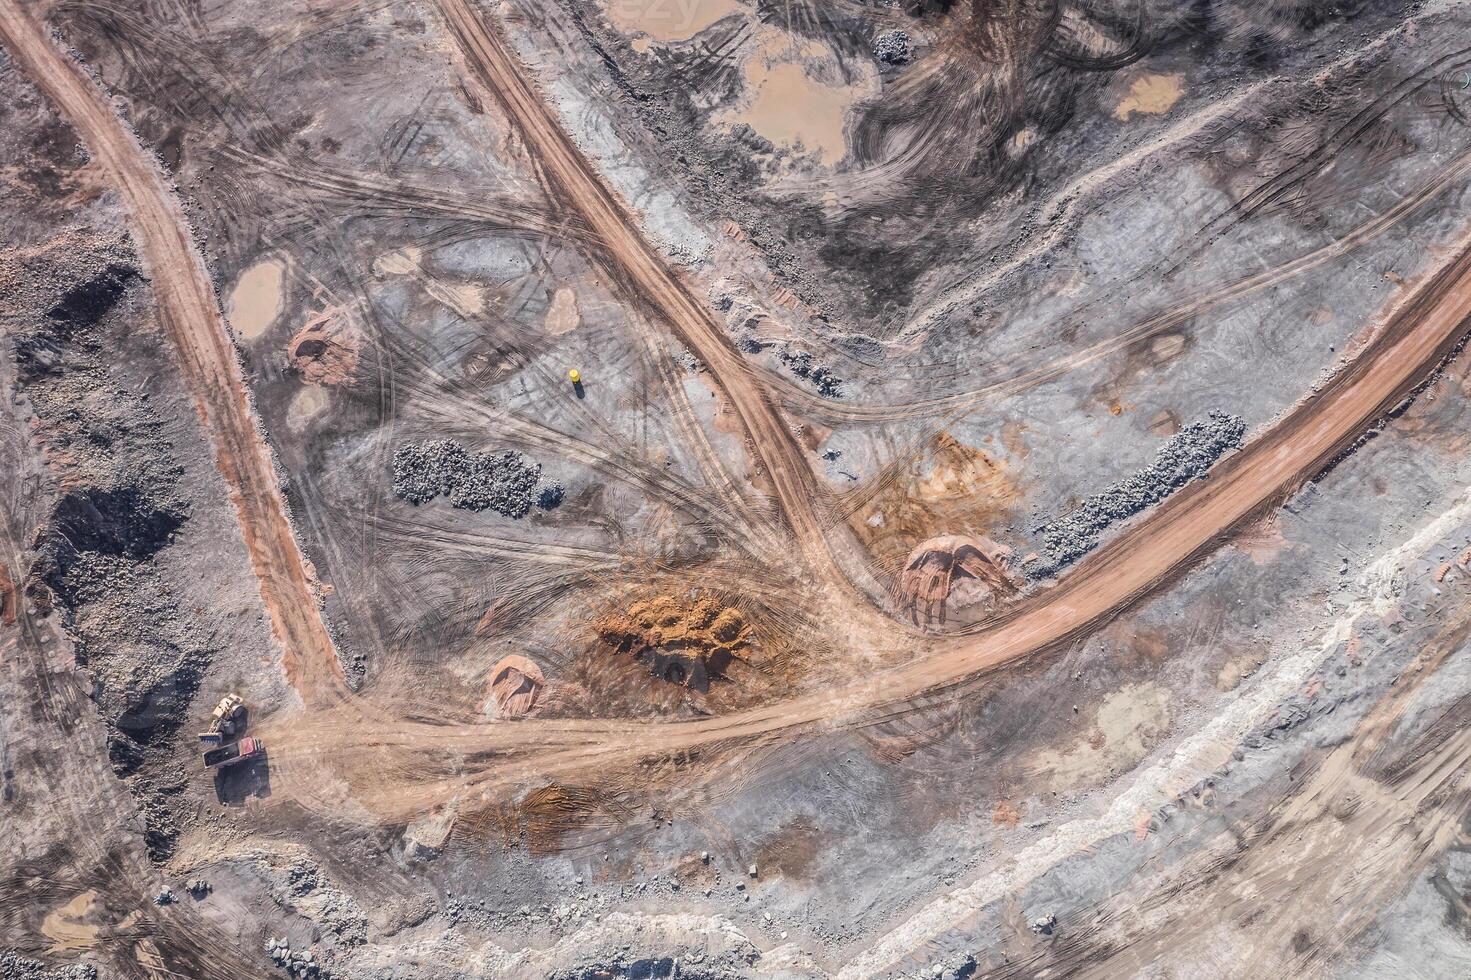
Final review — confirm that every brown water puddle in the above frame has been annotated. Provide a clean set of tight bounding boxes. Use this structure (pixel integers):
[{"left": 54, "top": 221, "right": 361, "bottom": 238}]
[
  {"left": 725, "top": 28, "right": 875, "bottom": 166},
  {"left": 226, "top": 258, "right": 285, "bottom": 339}
]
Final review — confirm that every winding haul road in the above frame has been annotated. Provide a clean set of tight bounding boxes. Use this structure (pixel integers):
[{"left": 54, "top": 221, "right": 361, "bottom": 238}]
[{"left": 9, "top": 0, "right": 1471, "bottom": 837}]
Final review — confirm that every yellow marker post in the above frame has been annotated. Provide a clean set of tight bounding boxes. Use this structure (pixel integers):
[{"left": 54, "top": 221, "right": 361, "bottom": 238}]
[{"left": 568, "top": 369, "right": 581, "bottom": 384}]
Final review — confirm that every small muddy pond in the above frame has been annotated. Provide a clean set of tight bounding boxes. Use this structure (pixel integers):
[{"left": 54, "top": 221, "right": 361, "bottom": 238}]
[{"left": 227, "top": 258, "right": 285, "bottom": 339}]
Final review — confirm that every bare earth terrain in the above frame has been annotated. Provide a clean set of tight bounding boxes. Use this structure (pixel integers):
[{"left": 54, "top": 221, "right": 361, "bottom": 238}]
[{"left": 7, "top": 0, "right": 1471, "bottom": 977}]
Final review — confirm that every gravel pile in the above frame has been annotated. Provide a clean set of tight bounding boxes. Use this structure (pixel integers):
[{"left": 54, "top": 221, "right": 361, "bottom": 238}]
[
  {"left": 779, "top": 348, "right": 843, "bottom": 398},
  {"left": 0, "top": 950, "right": 97, "bottom": 980},
  {"left": 1030, "top": 411, "right": 1246, "bottom": 575},
  {"left": 873, "top": 29, "right": 912, "bottom": 64},
  {"left": 392, "top": 440, "right": 563, "bottom": 519},
  {"left": 266, "top": 940, "right": 326, "bottom": 979},
  {"left": 738, "top": 331, "right": 845, "bottom": 397}
]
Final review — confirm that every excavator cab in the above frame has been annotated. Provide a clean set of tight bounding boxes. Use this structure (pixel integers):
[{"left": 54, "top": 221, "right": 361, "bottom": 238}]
[{"left": 198, "top": 693, "right": 246, "bottom": 744}]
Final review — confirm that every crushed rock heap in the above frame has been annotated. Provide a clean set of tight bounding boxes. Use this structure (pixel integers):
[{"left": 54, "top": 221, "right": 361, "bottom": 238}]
[
  {"left": 392, "top": 439, "right": 564, "bottom": 518},
  {"left": 873, "top": 29, "right": 912, "bottom": 65},
  {"left": 1030, "top": 410, "right": 1246, "bottom": 575}
]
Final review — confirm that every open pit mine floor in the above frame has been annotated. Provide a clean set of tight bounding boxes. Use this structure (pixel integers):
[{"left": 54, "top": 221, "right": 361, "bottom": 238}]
[{"left": 7, "top": 0, "right": 1471, "bottom": 978}]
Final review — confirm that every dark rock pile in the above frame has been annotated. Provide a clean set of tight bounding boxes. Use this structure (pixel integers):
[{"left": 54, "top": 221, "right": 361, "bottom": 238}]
[
  {"left": 873, "top": 30, "right": 912, "bottom": 65},
  {"left": 391, "top": 440, "right": 563, "bottom": 519},
  {"left": 1030, "top": 411, "right": 1247, "bottom": 575}
]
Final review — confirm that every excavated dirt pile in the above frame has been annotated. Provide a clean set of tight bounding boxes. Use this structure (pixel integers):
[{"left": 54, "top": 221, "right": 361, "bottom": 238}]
[
  {"left": 287, "top": 308, "right": 362, "bottom": 387},
  {"left": 595, "top": 594, "right": 753, "bottom": 693},
  {"left": 487, "top": 654, "right": 545, "bottom": 718},
  {"left": 895, "top": 534, "right": 1020, "bottom": 626},
  {"left": 392, "top": 439, "right": 564, "bottom": 518}
]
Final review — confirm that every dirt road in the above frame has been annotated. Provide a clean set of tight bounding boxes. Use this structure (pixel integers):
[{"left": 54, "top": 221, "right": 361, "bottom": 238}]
[
  {"left": 0, "top": 0, "right": 347, "bottom": 700},
  {"left": 434, "top": 0, "right": 890, "bottom": 613}
]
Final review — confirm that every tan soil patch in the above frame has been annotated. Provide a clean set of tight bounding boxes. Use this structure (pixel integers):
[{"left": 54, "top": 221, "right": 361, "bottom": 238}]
[
  {"left": 543, "top": 286, "right": 581, "bottom": 335},
  {"left": 1027, "top": 682, "right": 1170, "bottom": 791},
  {"left": 1113, "top": 73, "right": 1185, "bottom": 121},
  {"left": 41, "top": 889, "right": 101, "bottom": 952},
  {"left": 286, "top": 385, "right": 329, "bottom": 430},
  {"left": 226, "top": 258, "right": 284, "bottom": 339},
  {"left": 373, "top": 246, "right": 421, "bottom": 277},
  {"left": 374, "top": 245, "right": 487, "bottom": 317},
  {"left": 603, "top": 0, "right": 743, "bottom": 43}
]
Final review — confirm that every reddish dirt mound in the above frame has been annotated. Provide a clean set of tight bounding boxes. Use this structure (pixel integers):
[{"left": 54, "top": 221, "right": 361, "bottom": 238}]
[
  {"left": 287, "top": 306, "right": 361, "bottom": 386},
  {"left": 487, "top": 655, "right": 544, "bottom": 718},
  {"left": 457, "top": 783, "right": 620, "bottom": 855},
  {"left": 895, "top": 534, "right": 1020, "bottom": 626},
  {"left": 594, "top": 593, "right": 751, "bottom": 691}
]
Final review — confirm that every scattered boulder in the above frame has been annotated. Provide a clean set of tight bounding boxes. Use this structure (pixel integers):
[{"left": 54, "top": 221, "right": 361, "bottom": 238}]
[
  {"left": 265, "top": 938, "right": 326, "bottom": 979},
  {"left": 0, "top": 949, "right": 98, "bottom": 980}
]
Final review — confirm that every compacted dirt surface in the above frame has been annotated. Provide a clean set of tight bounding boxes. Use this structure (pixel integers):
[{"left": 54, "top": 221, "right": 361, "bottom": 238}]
[{"left": 9, "top": 0, "right": 1471, "bottom": 977}]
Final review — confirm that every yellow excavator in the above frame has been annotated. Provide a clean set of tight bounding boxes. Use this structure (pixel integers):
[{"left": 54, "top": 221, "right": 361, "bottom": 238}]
[{"left": 197, "top": 693, "right": 245, "bottom": 746}]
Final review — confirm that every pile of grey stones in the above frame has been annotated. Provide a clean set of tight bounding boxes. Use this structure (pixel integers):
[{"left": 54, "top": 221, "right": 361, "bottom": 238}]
[
  {"left": 265, "top": 939, "right": 325, "bottom": 979},
  {"left": 873, "top": 29, "right": 912, "bottom": 64},
  {"left": 392, "top": 440, "right": 563, "bottom": 518},
  {"left": 1031, "top": 410, "right": 1246, "bottom": 575},
  {"left": 0, "top": 950, "right": 97, "bottom": 980}
]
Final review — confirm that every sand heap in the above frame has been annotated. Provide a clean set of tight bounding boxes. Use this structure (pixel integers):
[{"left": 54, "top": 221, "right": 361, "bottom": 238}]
[
  {"left": 895, "top": 534, "right": 1019, "bottom": 626},
  {"left": 487, "top": 655, "right": 545, "bottom": 719},
  {"left": 594, "top": 594, "right": 751, "bottom": 692}
]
